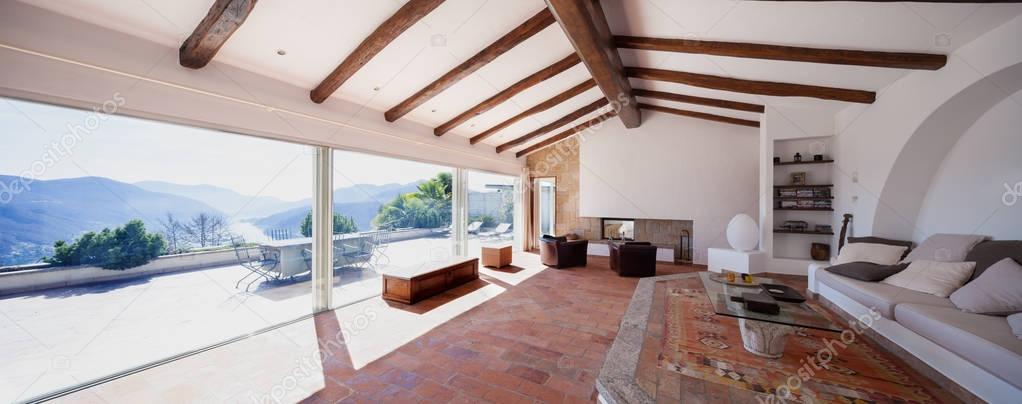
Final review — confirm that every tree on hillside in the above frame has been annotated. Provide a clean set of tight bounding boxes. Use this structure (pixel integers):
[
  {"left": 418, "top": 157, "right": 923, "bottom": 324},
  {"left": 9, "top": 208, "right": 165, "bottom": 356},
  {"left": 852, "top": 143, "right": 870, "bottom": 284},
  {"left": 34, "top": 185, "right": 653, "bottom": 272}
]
[
  {"left": 185, "top": 213, "right": 230, "bottom": 248},
  {"left": 372, "top": 172, "right": 452, "bottom": 229},
  {"left": 44, "top": 219, "right": 166, "bottom": 269},
  {"left": 159, "top": 213, "right": 188, "bottom": 254},
  {"left": 300, "top": 211, "right": 359, "bottom": 237}
]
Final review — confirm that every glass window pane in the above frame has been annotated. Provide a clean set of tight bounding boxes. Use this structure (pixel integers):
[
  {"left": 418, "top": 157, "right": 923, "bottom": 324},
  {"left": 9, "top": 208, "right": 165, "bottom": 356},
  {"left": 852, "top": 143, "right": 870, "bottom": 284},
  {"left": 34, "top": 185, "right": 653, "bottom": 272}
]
[
  {"left": 467, "top": 170, "right": 519, "bottom": 257},
  {"left": 330, "top": 149, "right": 453, "bottom": 307},
  {"left": 0, "top": 98, "right": 313, "bottom": 402}
]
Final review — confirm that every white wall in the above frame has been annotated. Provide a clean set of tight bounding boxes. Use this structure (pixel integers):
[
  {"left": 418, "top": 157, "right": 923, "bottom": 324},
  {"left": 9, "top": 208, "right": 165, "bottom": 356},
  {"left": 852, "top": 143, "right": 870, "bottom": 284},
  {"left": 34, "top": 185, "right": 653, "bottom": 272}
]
[
  {"left": 579, "top": 110, "right": 760, "bottom": 264},
  {"left": 0, "top": 1, "right": 523, "bottom": 177},
  {"left": 915, "top": 90, "right": 1022, "bottom": 241},
  {"left": 832, "top": 14, "right": 1022, "bottom": 241}
]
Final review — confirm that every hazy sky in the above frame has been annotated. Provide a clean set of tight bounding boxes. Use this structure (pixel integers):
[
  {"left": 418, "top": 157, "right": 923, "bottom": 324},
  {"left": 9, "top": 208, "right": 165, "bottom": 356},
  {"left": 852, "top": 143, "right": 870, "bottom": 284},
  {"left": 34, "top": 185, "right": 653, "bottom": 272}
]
[{"left": 1, "top": 98, "right": 512, "bottom": 201}]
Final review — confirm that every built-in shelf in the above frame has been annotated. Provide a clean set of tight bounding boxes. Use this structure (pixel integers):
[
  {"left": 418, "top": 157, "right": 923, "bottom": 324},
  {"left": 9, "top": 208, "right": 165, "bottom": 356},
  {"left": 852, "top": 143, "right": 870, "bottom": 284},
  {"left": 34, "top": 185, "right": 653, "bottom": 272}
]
[
  {"left": 775, "top": 196, "right": 834, "bottom": 201},
  {"left": 773, "top": 184, "right": 833, "bottom": 189},
  {"left": 774, "top": 229, "right": 835, "bottom": 235},
  {"left": 775, "top": 207, "right": 834, "bottom": 211},
  {"left": 774, "top": 159, "right": 834, "bottom": 166}
]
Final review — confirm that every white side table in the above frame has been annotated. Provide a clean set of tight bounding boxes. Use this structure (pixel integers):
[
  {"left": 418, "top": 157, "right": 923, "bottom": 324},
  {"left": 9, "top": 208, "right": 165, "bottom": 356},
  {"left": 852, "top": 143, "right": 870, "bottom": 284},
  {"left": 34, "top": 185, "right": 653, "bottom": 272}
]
[{"left": 707, "top": 248, "right": 766, "bottom": 274}]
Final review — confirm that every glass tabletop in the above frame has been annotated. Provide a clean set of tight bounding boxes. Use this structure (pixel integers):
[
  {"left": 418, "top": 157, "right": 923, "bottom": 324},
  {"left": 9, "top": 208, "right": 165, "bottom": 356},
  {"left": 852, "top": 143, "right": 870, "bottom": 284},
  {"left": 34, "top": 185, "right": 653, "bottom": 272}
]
[{"left": 698, "top": 272, "right": 842, "bottom": 332}]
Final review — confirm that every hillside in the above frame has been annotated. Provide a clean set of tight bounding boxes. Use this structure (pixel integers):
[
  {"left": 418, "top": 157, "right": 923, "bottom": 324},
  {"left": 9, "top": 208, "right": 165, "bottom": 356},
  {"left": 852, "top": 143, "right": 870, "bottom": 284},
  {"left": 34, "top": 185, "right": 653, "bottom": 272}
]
[
  {"left": 135, "top": 181, "right": 303, "bottom": 219},
  {"left": 0, "top": 176, "right": 222, "bottom": 266},
  {"left": 250, "top": 181, "right": 424, "bottom": 233}
]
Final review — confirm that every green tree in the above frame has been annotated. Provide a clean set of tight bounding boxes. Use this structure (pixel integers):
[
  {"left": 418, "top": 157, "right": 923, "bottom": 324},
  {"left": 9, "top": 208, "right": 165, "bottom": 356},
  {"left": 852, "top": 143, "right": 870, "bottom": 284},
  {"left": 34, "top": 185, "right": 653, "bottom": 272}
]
[
  {"left": 300, "top": 211, "right": 359, "bottom": 237},
  {"left": 44, "top": 219, "right": 166, "bottom": 270},
  {"left": 372, "top": 173, "right": 452, "bottom": 229}
]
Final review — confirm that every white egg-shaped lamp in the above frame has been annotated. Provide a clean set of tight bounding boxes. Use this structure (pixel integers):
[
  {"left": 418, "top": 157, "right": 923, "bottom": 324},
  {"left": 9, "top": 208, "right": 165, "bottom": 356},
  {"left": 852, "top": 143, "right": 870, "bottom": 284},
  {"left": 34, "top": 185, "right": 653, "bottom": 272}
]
[{"left": 726, "top": 214, "right": 759, "bottom": 252}]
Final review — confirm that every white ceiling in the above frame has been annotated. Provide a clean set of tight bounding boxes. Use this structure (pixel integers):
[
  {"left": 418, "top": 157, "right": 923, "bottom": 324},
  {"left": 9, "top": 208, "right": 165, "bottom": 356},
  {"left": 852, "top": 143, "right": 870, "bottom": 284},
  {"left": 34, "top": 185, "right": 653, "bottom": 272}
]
[{"left": 18, "top": 0, "right": 1022, "bottom": 154}]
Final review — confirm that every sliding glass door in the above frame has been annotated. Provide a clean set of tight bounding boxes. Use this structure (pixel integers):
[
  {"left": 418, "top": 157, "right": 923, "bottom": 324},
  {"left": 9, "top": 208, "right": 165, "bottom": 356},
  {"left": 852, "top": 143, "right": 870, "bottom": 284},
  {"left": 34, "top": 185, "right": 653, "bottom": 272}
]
[
  {"left": 535, "top": 178, "right": 556, "bottom": 238},
  {"left": 466, "top": 170, "right": 520, "bottom": 257},
  {"left": 0, "top": 97, "right": 314, "bottom": 402},
  {"left": 330, "top": 150, "right": 453, "bottom": 307}
]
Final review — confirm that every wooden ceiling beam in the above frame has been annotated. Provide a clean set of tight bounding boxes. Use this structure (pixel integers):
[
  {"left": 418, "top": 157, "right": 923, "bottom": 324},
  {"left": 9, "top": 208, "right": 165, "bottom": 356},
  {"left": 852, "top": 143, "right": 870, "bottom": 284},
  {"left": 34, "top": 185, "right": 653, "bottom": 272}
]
[
  {"left": 179, "top": 0, "right": 258, "bottom": 69},
  {"left": 495, "top": 98, "right": 608, "bottom": 153},
  {"left": 385, "top": 8, "right": 556, "bottom": 122},
  {"left": 615, "top": 36, "right": 946, "bottom": 70},
  {"left": 434, "top": 53, "right": 580, "bottom": 136},
  {"left": 311, "top": 0, "right": 445, "bottom": 103},
  {"left": 546, "top": 0, "right": 641, "bottom": 128},
  {"left": 470, "top": 79, "right": 595, "bottom": 145},
  {"left": 758, "top": 0, "right": 1020, "bottom": 3},
  {"left": 516, "top": 111, "right": 618, "bottom": 158},
  {"left": 633, "top": 88, "right": 764, "bottom": 113},
  {"left": 627, "top": 66, "right": 875, "bottom": 104},
  {"left": 639, "top": 103, "right": 760, "bottom": 128}
]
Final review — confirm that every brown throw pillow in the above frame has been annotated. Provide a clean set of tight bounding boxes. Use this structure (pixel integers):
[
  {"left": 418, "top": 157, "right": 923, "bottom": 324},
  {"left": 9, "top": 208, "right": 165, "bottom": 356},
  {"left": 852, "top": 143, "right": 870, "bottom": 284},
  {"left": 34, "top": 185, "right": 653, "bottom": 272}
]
[
  {"left": 825, "top": 262, "right": 909, "bottom": 282},
  {"left": 965, "top": 240, "right": 1022, "bottom": 281}
]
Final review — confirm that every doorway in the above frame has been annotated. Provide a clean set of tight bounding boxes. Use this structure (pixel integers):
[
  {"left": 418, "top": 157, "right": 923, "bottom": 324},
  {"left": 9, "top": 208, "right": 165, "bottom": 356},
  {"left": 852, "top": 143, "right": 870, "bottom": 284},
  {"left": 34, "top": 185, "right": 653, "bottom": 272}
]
[{"left": 535, "top": 178, "right": 556, "bottom": 239}]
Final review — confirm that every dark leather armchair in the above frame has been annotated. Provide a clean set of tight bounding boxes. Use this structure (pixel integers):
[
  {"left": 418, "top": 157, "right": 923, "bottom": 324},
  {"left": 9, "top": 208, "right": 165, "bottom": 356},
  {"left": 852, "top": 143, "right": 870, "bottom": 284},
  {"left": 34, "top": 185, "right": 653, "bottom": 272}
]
[
  {"left": 609, "top": 241, "right": 657, "bottom": 277},
  {"left": 539, "top": 235, "right": 588, "bottom": 268}
]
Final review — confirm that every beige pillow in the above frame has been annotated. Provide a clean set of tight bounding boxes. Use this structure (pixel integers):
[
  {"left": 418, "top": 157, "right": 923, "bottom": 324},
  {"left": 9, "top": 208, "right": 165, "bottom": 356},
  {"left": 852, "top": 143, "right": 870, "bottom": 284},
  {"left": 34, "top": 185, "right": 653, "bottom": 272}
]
[
  {"left": 834, "top": 242, "right": 908, "bottom": 266},
  {"left": 881, "top": 260, "right": 976, "bottom": 298}
]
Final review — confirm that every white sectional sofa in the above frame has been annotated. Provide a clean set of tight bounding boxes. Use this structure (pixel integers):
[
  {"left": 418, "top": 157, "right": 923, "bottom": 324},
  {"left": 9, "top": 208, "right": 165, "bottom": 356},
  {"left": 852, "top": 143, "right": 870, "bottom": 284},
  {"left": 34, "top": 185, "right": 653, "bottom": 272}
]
[{"left": 808, "top": 241, "right": 1022, "bottom": 403}]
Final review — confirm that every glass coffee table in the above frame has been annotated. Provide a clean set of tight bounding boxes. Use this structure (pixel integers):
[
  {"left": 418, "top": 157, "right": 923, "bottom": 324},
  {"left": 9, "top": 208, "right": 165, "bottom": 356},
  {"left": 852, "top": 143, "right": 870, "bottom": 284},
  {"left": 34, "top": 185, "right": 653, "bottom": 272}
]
[{"left": 698, "top": 272, "right": 841, "bottom": 358}]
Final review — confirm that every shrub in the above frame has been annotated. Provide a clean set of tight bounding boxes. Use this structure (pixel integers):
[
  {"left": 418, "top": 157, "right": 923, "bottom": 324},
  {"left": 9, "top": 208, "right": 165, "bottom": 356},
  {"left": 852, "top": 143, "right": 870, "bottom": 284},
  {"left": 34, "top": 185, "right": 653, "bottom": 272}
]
[
  {"left": 44, "top": 219, "right": 166, "bottom": 270},
  {"left": 300, "top": 211, "right": 359, "bottom": 237},
  {"left": 373, "top": 172, "right": 452, "bottom": 229}
]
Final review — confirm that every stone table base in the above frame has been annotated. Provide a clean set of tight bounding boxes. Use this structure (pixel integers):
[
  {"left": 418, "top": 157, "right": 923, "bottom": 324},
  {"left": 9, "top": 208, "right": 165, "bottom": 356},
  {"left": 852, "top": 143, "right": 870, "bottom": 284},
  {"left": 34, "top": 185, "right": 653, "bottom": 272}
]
[{"left": 739, "top": 319, "right": 794, "bottom": 359}]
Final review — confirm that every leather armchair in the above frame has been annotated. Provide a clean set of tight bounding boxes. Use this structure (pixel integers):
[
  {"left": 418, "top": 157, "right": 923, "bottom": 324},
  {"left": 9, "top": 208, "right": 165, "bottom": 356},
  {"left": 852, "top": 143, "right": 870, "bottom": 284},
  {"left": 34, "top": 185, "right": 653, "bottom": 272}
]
[
  {"left": 539, "top": 235, "right": 589, "bottom": 269},
  {"left": 609, "top": 241, "right": 657, "bottom": 277}
]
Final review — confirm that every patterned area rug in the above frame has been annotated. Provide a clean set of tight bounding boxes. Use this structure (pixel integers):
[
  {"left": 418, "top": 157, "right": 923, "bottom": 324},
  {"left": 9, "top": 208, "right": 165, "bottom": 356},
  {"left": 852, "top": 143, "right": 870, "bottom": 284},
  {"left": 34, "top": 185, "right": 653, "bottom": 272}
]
[{"left": 655, "top": 278, "right": 947, "bottom": 403}]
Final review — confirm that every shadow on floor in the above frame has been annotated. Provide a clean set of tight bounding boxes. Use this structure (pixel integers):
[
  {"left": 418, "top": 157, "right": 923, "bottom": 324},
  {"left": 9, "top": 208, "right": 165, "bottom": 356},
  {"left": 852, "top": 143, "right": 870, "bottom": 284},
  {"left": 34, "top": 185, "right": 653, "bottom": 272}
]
[
  {"left": 483, "top": 264, "right": 526, "bottom": 274},
  {"left": 383, "top": 278, "right": 492, "bottom": 315}
]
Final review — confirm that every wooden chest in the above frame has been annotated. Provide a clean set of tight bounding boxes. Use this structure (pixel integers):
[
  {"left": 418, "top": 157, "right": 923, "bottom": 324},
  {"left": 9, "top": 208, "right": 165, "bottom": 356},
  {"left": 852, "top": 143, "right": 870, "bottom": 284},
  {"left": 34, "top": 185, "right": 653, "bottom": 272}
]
[{"left": 382, "top": 257, "right": 479, "bottom": 304}]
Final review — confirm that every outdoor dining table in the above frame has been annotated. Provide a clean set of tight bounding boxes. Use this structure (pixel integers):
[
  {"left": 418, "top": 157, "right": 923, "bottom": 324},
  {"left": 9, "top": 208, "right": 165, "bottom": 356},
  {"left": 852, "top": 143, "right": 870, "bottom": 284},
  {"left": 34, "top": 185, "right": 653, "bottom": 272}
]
[{"left": 259, "top": 232, "right": 373, "bottom": 277}]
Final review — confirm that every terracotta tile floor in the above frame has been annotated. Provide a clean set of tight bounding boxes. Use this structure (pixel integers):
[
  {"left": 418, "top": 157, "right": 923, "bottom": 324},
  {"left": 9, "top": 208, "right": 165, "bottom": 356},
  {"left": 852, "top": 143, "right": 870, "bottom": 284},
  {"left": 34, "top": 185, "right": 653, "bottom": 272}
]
[{"left": 56, "top": 254, "right": 695, "bottom": 403}]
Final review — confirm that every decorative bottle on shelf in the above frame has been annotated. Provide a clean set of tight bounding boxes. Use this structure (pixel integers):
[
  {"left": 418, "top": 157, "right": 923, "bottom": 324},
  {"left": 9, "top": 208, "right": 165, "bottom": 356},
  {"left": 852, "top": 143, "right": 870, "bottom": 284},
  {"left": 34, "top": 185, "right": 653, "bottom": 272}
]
[{"left": 793, "top": 153, "right": 802, "bottom": 162}]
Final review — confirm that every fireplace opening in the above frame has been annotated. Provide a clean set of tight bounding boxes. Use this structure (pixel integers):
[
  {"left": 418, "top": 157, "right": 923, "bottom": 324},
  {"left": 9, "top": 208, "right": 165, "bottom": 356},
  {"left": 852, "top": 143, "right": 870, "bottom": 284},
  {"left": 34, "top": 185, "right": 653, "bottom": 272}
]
[{"left": 601, "top": 218, "right": 635, "bottom": 241}]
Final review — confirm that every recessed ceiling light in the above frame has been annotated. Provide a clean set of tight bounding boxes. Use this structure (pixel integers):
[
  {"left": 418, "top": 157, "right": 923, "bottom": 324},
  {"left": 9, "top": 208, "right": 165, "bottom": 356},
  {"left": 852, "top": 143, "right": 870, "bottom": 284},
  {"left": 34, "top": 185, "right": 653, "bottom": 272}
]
[
  {"left": 276, "top": 49, "right": 286, "bottom": 56},
  {"left": 373, "top": 86, "right": 380, "bottom": 91},
  {"left": 431, "top": 109, "right": 437, "bottom": 113}
]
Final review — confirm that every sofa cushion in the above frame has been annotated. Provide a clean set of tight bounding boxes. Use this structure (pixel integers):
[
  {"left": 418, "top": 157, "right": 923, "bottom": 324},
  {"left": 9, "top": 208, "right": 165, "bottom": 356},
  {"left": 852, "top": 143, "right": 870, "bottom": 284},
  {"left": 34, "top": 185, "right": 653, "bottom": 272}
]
[
  {"left": 902, "top": 233, "right": 986, "bottom": 263},
  {"left": 895, "top": 303, "right": 1022, "bottom": 389},
  {"left": 880, "top": 260, "right": 976, "bottom": 298},
  {"left": 816, "top": 269, "right": 955, "bottom": 319},
  {"left": 950, "top": 258, "right": 1022, "bottom": 315},
  {"left": 834, "top": 243, "right": 908, "bottom": 266},
  {"left": 847, "top": 236, "right": 914, "bottom": 259},
  {"left": 965, "top": 240, "right": 1022, "bottom": 281},
  {"left": 824, "top": 262, "right": 907, "bottom": 282}
]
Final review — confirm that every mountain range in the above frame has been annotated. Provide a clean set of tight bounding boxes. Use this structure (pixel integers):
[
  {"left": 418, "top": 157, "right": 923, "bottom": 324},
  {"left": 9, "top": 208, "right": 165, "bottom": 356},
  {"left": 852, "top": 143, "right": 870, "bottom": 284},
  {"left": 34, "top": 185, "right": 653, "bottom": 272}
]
[
  {"left": 0, "top": 176, "right": 221, "bottom": 266},
  {"left": 250, "top": 182, "right": 423, "bottom": 233},
  {"left": 0, "top": 176, "right": 424, "bottom": 266}
]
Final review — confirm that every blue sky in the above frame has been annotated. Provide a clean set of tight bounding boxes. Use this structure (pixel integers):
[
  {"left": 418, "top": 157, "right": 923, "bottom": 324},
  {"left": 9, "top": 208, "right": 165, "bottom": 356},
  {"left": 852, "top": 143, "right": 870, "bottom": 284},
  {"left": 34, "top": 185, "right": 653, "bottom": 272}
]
[{"left": 1, "top": 98, "right": 511, "bottom": 201}]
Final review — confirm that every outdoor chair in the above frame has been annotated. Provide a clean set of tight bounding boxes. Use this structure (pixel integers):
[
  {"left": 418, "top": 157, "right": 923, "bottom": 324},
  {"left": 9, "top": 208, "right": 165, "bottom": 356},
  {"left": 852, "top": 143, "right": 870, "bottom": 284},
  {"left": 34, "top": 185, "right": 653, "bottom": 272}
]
[
  {"left": 339, "top": 237, "right": 373, "bottom": 270},
  {"left": 479, "top": 223, "right": 511, "bottom": 239},
  {"left": 466, "top": 221, "right": 483, "bottom": 234},
  {"left": 232, "top": 235, "right": 283, "bottom": 291},
  {"left": 368, "top": 230, "right": 391, "bottom": 269}
]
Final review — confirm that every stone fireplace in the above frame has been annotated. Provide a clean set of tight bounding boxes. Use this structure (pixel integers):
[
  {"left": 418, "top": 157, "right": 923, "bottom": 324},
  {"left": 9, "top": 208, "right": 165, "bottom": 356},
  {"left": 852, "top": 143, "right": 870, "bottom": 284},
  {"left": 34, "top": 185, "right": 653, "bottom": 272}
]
[{"left": 574, "top": 217, "right": 694, "bottom": 263}]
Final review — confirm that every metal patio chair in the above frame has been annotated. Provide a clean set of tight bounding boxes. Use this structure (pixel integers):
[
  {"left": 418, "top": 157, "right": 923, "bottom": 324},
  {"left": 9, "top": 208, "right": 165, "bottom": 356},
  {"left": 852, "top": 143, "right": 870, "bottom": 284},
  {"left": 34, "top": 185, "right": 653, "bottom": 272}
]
[
  {"left": 232, "top": 235, "right": 282, "bottom": 291},
  {"left": 339, "top": 236, "right": 373, "bottom": 270}
]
